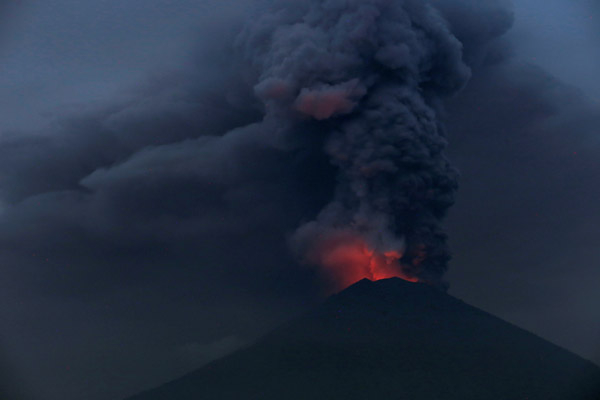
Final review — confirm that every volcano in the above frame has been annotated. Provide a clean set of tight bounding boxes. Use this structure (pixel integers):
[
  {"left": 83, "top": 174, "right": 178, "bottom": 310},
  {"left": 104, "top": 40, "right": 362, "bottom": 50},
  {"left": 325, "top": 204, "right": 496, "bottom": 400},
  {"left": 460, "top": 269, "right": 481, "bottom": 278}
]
[{"left": 125, "top": 278, "right": 600, "bottom": 400}]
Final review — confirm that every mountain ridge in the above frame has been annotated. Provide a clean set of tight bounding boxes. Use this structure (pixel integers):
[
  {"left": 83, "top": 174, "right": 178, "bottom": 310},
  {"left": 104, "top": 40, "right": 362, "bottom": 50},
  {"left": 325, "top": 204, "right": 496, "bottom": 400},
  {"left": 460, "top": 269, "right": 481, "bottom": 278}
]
[{"left": 125, "top": 278, "right": 600, "bottom": 400}]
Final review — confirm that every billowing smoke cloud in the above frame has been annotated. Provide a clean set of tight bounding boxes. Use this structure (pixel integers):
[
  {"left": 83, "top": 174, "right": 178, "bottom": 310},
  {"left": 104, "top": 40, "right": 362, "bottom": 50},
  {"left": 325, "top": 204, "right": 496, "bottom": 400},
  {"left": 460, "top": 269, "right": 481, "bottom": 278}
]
[
  {"left": 234, "top": 0, "right": 485, "bottom": 287},
  {"left": 0, "top": 0, "right": 516, "bottom": 297}
]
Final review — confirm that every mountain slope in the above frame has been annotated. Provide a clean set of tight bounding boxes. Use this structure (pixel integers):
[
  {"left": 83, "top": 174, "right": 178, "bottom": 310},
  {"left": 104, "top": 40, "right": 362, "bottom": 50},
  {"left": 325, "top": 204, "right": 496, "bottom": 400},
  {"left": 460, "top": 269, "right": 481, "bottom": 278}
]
[{"left": 126, "top": 278, "right": 600, "bottom": 399}]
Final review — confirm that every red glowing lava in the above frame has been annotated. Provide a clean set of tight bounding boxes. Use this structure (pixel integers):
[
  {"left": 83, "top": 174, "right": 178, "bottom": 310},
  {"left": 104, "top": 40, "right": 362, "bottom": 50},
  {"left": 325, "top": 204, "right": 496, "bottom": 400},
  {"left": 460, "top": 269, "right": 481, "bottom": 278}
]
[{"left": 309, "top": 233, "right": 419, "bottom": 291}]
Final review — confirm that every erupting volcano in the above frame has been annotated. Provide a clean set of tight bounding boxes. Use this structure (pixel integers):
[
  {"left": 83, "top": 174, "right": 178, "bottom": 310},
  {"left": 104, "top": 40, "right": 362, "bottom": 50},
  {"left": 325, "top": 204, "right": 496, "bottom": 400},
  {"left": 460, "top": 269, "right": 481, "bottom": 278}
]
[
  {"left": 239, "top": 0, "right": 467, "bottom": 290},
  {"left": 308, "top": 233, "right": 419, "bottom": 291}
]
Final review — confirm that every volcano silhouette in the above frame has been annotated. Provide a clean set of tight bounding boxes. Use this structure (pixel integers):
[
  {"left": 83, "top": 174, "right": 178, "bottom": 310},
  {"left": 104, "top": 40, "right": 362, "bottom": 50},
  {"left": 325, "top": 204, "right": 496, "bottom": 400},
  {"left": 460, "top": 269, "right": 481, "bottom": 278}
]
[{"left": 126, "top": 278, "right": 600, "bottom": 399}]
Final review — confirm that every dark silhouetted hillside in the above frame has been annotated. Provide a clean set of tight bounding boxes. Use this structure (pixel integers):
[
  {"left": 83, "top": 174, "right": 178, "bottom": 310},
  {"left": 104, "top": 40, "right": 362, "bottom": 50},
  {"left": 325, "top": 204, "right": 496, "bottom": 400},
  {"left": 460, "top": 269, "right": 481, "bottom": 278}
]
[{"left": 126, "top": 278, "right": 600, "bottom": 399}]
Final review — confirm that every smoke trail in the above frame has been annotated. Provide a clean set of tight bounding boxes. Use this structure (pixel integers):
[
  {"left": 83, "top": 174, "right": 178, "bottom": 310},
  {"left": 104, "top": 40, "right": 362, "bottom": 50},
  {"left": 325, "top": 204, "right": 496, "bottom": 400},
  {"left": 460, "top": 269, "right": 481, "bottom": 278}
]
[{"left": 236, "top": 0, "right": 472, "bottom": 288}]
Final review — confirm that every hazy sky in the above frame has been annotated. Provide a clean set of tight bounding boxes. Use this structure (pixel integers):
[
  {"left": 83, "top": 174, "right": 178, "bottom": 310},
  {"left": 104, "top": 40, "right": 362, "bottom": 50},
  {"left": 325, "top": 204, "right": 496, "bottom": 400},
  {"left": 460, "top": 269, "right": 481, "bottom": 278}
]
[
  {"left": 509, "top": 0, "right": 600, "bottom": 100},
  {"left": 0, "top": 1, "right": 599, "bottom": 400}
]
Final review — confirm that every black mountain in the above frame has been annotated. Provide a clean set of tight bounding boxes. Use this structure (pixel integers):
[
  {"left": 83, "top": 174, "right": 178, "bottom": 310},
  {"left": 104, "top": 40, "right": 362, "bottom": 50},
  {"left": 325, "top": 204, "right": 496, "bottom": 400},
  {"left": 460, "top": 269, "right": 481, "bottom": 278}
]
[{"left": 126, "top": 278, "right": 600, "bottom": 399}]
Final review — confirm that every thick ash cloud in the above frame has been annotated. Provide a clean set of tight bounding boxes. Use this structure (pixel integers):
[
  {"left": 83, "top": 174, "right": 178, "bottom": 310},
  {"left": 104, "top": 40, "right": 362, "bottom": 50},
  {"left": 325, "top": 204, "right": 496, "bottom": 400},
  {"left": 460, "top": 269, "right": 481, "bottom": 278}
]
[
  {"left": 0, "top": 0, "right": 514, "bottom": 297},
  {"left": 237, "top": 0, "right": 514, "bottom": 287}
]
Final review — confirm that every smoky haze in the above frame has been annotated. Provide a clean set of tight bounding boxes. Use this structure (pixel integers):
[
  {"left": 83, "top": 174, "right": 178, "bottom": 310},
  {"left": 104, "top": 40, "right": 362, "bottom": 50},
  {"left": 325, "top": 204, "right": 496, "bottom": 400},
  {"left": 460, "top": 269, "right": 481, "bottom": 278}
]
[{"left": 0, "top": 1, "right": 598, "bottom": 400}]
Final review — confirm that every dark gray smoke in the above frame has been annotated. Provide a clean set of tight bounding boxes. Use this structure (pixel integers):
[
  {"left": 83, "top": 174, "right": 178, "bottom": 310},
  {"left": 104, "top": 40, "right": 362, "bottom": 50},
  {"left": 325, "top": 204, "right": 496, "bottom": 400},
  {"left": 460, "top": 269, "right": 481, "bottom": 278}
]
[
  {"left": 236, "top": 0, "right": 482, "bottom": 285},
  {"left": 0, "top": 1, "right": 514, "bottom": 298}
]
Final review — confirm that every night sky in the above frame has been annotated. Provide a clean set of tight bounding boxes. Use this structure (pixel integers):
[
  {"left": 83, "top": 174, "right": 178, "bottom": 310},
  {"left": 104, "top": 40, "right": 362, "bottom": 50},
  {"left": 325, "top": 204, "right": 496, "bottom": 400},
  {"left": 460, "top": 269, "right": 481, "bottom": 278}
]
[{"left": 1, "top": 1, "right": 599, "bottom": 400}]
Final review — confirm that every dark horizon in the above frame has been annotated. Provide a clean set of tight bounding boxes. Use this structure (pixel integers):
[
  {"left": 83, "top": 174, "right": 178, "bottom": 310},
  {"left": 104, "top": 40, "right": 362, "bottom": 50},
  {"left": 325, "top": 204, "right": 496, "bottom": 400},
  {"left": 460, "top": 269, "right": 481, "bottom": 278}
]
[{"left": 0, "top": 1, "right": 599, "bottom": 400}]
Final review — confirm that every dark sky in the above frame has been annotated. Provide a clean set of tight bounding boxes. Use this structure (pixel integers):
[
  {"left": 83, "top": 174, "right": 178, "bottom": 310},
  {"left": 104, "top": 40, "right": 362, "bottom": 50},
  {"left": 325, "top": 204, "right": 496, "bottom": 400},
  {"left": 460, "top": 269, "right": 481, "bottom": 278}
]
[{"left": 0, "top": 1, "right": 599, "bottom": 400}]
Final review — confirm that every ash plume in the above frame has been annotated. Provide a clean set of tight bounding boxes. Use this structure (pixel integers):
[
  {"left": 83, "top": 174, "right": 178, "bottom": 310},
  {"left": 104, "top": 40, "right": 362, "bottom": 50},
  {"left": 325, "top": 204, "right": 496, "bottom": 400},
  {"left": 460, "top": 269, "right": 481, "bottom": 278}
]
[
  {"left": 0, "top": 0, "right": 514, "bottom": 297},
  {"left": 237, "top": 0, "right": 473, "bottom": 286}
]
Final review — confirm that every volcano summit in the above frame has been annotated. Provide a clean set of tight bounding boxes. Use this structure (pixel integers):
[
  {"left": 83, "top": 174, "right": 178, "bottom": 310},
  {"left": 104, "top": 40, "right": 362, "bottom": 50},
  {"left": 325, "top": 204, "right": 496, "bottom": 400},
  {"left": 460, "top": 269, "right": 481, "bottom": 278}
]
[{"left": 126, "top": 278, "right": 600, "bottom": 400}]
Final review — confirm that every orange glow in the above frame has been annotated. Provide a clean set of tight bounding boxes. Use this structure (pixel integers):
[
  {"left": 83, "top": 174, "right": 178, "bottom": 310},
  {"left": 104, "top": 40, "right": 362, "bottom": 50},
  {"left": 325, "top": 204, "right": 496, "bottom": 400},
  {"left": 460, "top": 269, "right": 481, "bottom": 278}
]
[{"left": 309, "top": 233, "right": 418, "bottom": 291}]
